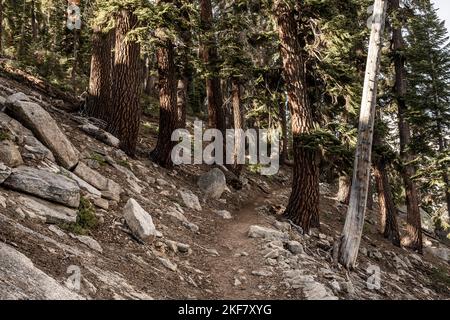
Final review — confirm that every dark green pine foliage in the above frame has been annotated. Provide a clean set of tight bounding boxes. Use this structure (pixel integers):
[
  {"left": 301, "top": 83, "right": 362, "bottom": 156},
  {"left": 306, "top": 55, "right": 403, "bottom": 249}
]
[{"left": 406, "top": 1, "right": 450, "bottom": 224}]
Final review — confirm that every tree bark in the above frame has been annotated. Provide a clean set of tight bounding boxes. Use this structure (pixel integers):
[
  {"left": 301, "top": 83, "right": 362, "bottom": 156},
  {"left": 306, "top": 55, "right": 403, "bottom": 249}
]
[
  {"left": 200, "top": 0, "right": 225, "bottom": 133},
  {"left": 337, "top": 175, "right": 351, "bottom": 205},
  {"left": 86, "top": 27, "right": 114, "bottom": 122},
  {"left": 339, "top": 0, "right": 388, "bottom": 269},
  {"left": 275, "top": 0, "right": 320, "bottom": 233},
  {"left": 373, "top": 157, "right": 401, "bottom": 246},
  {"left": 437, "top": 123, "right": 450, "bottom": 223},
  {"left": 231, "top": 77, "right": 243, "bottom": 175},
  {"left": 0, "top": 0, "right": 3, "bottom": 55},
  {"left": 31, "top": 0, "right": 38, "bottom": 40},
  {"left": 391, "top": 0, "right": 423, "bottom": 253},
  {"left": 106, "top": 9, "right": 143, "bottom": 156},
  {"left": 279, "top": 95, "right": 289, "bottom": 164},
  {"left": 151, "top": 33, "right": 178, "bottom": 168}
]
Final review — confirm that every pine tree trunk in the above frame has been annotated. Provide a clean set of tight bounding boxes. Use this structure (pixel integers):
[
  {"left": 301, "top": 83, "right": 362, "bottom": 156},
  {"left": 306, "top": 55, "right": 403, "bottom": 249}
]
[
  {"left": 367, "top": 181, "right": 374, "bottom": 210},
  {"left": 373, "top": 151, "right": 401, "bottom": 246},
  {"left": 279, "top": 97, "right": 289, "bottom": 163},
  {"left": 275, "top": 0, "right": 320, "bottom": 233},
  {"left": 200, "top": 0, "right": 225, "bottom": 133},
  {"left": 0, "top": 0, "right": 3, "bottom": 55},
  {"left": 391, "top": 0, "right": 423, "bottom": 253},
  {"left": 437, "top": 124, "right": 450, "bottom": 223},
  {"left": 151, "top": 35, "right": 178, "bottom": 168},
  {"left": 106, "top": 9, "right": 142, "bottom": 156},
  {"left": 86, "top": 27, "right": 114, "bottom": 122},
  {"left": 339, "top": 0, "right": 388, "bottom": 269},
  {"left": 337, "top": 175, "right": 351, "bottom": 205},
  {"left": 231, "top": 78, "right": 243, "bottom": 175}
]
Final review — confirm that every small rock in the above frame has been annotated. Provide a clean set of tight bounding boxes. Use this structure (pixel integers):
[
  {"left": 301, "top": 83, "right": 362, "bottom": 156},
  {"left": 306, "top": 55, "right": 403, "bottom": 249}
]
[
  {"left": 248, "top": 225, "right": 288, "bottom": 241},
  {"left": 0, "top": 141, "right": 23, "bottom": 167},
  {"left": 92, "top": 197, "right": 109, "bottom": 210},
  {"left": 340, "top": 281, "right": 355, "bottom": 295},
  {"left": 179, "top": 190, "right": 202, "bottom": 211},
  {"left": 73, "top": 235, "right": 103, "bottom": 253},
  {"left": 48, "top": 225, "right": 67, "bottom": 238},
  {"left": 215, "top": 210, "right": 232, "bottom": 219},
  {"left": 158, "top": 257, "right": 177, "bottom": 272},
  {"left": 252, "top": 269, "right": 273, "bottom": 277},
  {"left": 0, "top": 163, "right": 12, "bottom": 183},
  {"left": 273, "top": 220, "right": 291, "bottom": 232},
  {"left": 287, "top": 241, "right": 304, "bottom": 255},
  {"left": 123, "top": 198, "right": 158, "bottom": 240}
]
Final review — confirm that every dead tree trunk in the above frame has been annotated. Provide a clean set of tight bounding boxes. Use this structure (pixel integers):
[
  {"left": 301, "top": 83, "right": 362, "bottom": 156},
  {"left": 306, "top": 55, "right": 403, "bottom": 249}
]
[
  {"left": 231, "top": 77, "right": 243, "bottom": 175},
  {"left": 275, "top": 0, "right": 320, "bottom": 233},
  {"left": 339, "top": 0, "right": 388, "bottom": 269},
  {"left": 337, "top": 175, "right": 351, "bottom": 204}
]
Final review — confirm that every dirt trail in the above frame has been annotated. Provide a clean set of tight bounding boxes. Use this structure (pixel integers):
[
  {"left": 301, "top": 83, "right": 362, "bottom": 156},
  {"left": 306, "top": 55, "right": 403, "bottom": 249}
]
[{"left": 204, "top": 191, "right": 287, "bottom": 300}]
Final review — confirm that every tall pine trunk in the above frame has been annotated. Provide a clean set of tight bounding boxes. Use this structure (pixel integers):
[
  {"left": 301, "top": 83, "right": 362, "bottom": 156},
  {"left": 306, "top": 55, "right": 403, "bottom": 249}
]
[
  {"left": 339, "top": 0, "right": 388, "bottom": 269},
  {"left": 200, "top": 0, "right": 225, "bottom": 133},
  {"left": 107, "top": 9, "right": 142, "bottom": 156},
  {"left": 275, "top": 0, "right": 319, "bottom": 233},
  {"left": 231, "top": 77, "right": 243, "bottom": 175},
  {"left": 279, "top": 97, "right": 289, "bottom": 164},
  {"left": 391, "top": 0, "right": 423, "bottom": 253},
  {"left": 0, "top": 0, "right": 3, "bottom": 55},
  {"left": 86, "top": 27, "right": 114, "bottom": 122},
  {"left": 151, "top": 32, "right": 178, "bottom": 168}
]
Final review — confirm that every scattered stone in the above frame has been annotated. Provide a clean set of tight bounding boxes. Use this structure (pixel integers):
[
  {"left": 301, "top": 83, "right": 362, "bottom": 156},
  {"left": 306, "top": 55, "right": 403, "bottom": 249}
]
[
  {"left": 179, "top": 190, "right": 202, "bottom": 211},
  {"left": 248, "top": 225, "right": 288, "bottom": 241},
  {"left": 158, "top": 257, "right": 177, "bottom": 272},
  {"left": 17, "top": 195, "right": 78, "bottom": 224},
  {"left": 197, "top": 168, "right": 226, "bottom": 199},
  {"left": 92, "top": 197, "right": 109, "bottom": 210},
  {"left": 73, "top": 162, "right": 121, "bottom": 201},
  {"left": 6, "top": 94, "right": 79, "bottom": 169},
  {"left": 79, "top": 124, "right": 120, "bottom": 148},
  {"left": 3, "top": 166, "right": 80, "bottom": 207},
  {"left": 60, "top": 167, "right": 102, "bottom": 199},
  {"left": 425, "top": 246, "right": 449, "bottom": 262},
  {"left": 0, "top": 163, "right": 12, "bottom": 183},
  {"left": 156, "top": 178, "right": 169, "bottom": 186},
  {"left": 123, "top": 199, "right": 158, "bottom": 240},
  {"left": 215, "top": 210, "right": 232, "bottom": 219},
  {"left": 48, "top": 225, "right": 67, "bottom": 238},
  {"left": 252, "top": 269, "right": 273, "bottom": 277},
  {"left": 287, "top": 241, "right": 304, "bottom": 255},
  {"left": 368, "top": 249, "right": 383, "bottom": 260},
  {"left": 234, "top": 278, "right": 242, "bottom": 287},
  {"left": 273, "top": 220, "right": 291, "bottom": 232},
  {"left": 0, "top": 242, "right": 83, "bottom": 299},
  {"left": 0, "top": 140, "right": 23, "bottom": 167},
  {"left": 72, "top": 234, "right": 103, "bottom": 253},
  {"left": 330, "top": 280, "right": 341, "bottom": 293},
  {"left": 340, "top": 281, "right": 355, "bottom": 295},
  {"left": 207, "top": 249, "right": 220, "bottom": 256}
]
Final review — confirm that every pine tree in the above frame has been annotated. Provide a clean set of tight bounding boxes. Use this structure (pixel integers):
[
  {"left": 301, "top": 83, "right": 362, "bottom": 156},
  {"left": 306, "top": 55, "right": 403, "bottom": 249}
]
[
  {"left": 106, "top": 7, "right": 143, "bottom": 156},
  {"left": 274, "top": 0, "right": 320, "bottom": 233},
  {"left": 406, "top": 1, "right": 450, "bottom": 224}
]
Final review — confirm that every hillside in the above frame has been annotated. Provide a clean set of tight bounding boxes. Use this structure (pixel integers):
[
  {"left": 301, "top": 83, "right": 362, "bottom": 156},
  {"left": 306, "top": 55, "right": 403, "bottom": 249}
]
[{"left": 0, "top": 74, "right": 449, "bottom": 300}]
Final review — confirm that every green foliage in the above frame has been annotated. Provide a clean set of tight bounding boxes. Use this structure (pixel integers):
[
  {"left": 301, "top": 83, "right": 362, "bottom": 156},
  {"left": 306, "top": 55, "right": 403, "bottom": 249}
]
[
  {"left": 89, "top": 152, "right": 107, "bottom": 166},
  {"left": 60, "top": 197, "right": 98, "bottom": 235}
]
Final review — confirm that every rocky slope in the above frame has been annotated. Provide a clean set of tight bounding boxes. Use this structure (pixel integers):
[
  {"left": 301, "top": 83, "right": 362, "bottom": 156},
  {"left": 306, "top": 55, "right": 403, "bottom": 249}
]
[{"left": 0, "top": 75, "right": 449, "bottom": 300}]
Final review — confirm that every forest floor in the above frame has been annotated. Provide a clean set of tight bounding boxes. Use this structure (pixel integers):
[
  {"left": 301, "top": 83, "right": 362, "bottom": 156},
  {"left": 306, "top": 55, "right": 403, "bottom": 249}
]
[{"left": 0, "top": 71, "right": 450, "bottom": 300}]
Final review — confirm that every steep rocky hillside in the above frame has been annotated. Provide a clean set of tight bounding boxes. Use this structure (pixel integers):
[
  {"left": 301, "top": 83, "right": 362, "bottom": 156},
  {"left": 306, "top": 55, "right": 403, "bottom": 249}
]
[{"left": 0, "top": 76, "right": 449, "bottom": 300}]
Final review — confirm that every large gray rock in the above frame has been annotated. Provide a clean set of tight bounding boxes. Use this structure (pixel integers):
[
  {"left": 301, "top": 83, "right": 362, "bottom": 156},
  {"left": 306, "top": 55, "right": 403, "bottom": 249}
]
[
  {"left": 425, "top": 246, "right": 449, "bottom": 262},
  {"left": 3, "top": 166, "right": 80, "bottom": 208},
  {"left": 73, "top": 162, "right": 121, "bottom": 201},
  {"left": 0, "top": 140, "right": 23, "bottom": 167},
  {"left": 0, "top": 242, "right": 83, "bottom": 300},
  {"left": 6, "top": 93, "right": 79, "bottom": 169},
  {"left": 0, "top": 163, "right": 12, "bottom": 183},
  {"left": 61, "top": 167, "right": 102, "bottom": 199},
  {"left": 197, "top": 168, "right": 226, "bottom": 199},
  {"left": 123, "top": 198, "right": 158, "bottom": 240},
  {"left": 79, "top": 124, "right": 120, "bottom": 148},
  {"left": 0, "top": 112, "right": 55, "bottom": 162},
  {"left": 17, "top": 195, "right": 78, "bottom": 224}
]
